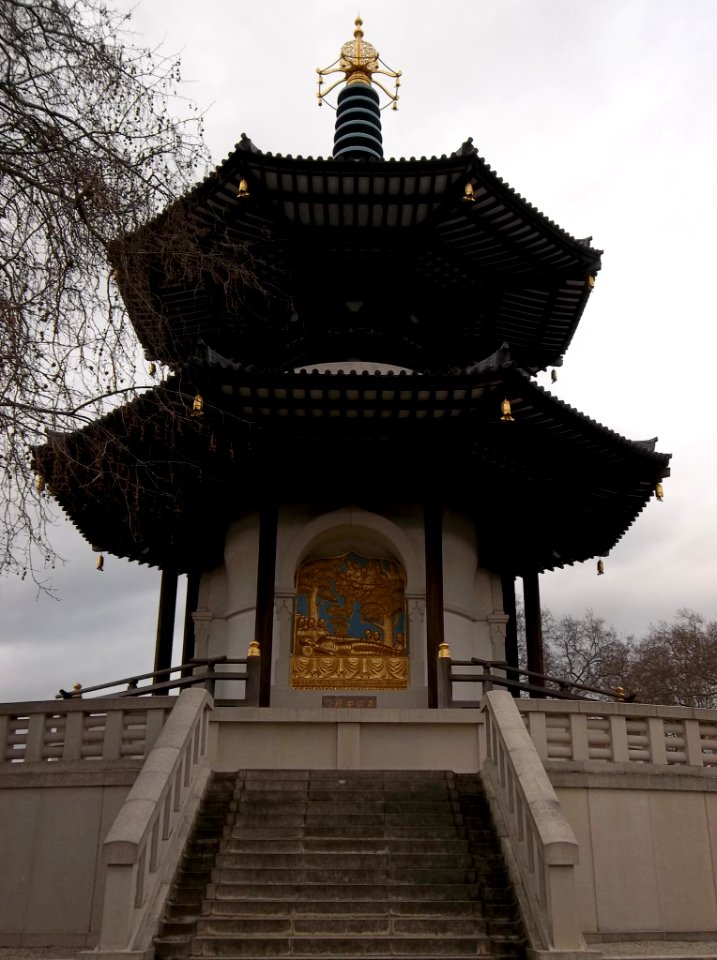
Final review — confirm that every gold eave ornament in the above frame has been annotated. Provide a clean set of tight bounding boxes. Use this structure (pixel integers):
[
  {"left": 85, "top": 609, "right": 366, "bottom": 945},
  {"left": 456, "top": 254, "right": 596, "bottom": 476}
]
[
  {"left": 191, "top": 393, "right": 204, "bottom": 417},
  {"left": 96, "top": 554, "right": 104, "bottom": 572},
  {"left": 597, "top": 559, "right": 605, "bottom": 576},
  {"left": 500, "top": 398, "right": 514, "bottom": 421},
  {"left": 655, "top": 481, "right": 664, "bottom": 502},
  {"left": 236, "top": 178, "right": 250, "bottom": 198}
]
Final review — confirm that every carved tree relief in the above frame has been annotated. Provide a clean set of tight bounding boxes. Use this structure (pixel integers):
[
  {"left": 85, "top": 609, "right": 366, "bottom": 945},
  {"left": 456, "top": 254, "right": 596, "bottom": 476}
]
[{"left": 291, "top": 551, "right": 408, "bottom": 690}]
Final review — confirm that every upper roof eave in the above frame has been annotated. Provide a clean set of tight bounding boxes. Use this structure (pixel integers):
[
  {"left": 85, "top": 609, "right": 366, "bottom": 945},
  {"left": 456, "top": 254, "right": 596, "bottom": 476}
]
[{"left": 121, "top": 133, "right": 602, "bottom": 268}]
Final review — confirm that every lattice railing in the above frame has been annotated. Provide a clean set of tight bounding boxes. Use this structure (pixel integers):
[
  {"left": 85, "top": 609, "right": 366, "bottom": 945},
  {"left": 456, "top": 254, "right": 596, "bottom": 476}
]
[
  {"left": 519, "top": 701, "right": 717, "bottom": 767},
  {"left": 0, "top": 699, "right": 174, "bottom": 764}
]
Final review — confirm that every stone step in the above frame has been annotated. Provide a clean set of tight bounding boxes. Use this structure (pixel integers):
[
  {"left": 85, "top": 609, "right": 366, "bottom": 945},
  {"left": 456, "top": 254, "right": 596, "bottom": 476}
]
[
  {"left": 158, "top": 952, "right": 517, "bottom": 960},
  {"left": 202, "top": 900, "right": 484, "bottom": 919},
  {"left": 195, "top": 915, "right": 488, "bottom": 937},
  {"left": 236, "top": 785, "right": 456, "bottom": 801},
  {"left": 159, "top": 918, "right": 198, "bottom": 939},
  {"left": 230, "top": 813, "right": 462, "bottom": 829},
  {"left": 211, "top": 866, "right": 477, "bottom": 885},
  {"left": 189, "top": 934, "right": 506, "bottom": 957},
  {"left": 221, "top": 837, "right": 471, "bottom": 855},
  {"left": 214, "top": 852, "right": 474, "bottom": 870},
  {"left": 206, "top": 882, "right": 484, "bottom": 902},
  {"left": 231, "top": 793, "right": 459, "bottom": 817},
  {"left": 225, "top": 824, "right": 463, "bottom": 840},
  {"left": 160, "top": 956, "right": 518, "bottom": 960},
  {"left": 168, "top": 885, "right": 206, "bottom": 905},
  {"left": 240, "top": 770, "right": 454, "bottom": 781},
  {"left": 155, "top": 944, "right": 521, "bottom": 960},
  {"left": 156, "top": 771, "right": 525, "bottom": 960}
]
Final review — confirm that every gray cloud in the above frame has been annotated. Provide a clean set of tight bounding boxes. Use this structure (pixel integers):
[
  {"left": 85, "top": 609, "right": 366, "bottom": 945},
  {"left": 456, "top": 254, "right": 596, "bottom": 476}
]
[{"left": 5, "top": 0, "right": 717, "bottom": 700}]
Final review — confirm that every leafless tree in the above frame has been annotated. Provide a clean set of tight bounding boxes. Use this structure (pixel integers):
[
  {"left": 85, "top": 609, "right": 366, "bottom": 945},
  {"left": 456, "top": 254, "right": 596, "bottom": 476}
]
[
  {"left": 515, "top": 604, "right": 633, "bottom": 698},
  {"left": 0, "top": 0, "right": 211, "bottom": 583},
  {"left": 516, "top": 603, "right": 717, "bottom": 707},
  {"left": 541, "top": 609, "right": 633, "bottom": 695},
  {"left": 626, "top": 610, "right": 717, "bottom": 708}
]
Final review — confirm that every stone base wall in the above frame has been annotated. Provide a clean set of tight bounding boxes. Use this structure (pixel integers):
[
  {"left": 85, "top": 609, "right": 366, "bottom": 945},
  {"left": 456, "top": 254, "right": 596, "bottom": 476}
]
[
  {"left": 0, "top": 764, "right": 139, "bottom": 948},
  {"left": 552, "top": 763, "right": 717, "bottom": 939},
  {"left": 210, "top": 706, "right": 486, "bottom": 773}
]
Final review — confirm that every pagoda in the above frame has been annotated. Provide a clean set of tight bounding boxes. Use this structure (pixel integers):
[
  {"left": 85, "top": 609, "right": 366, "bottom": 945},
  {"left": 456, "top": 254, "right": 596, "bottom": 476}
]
[{"left": 35, "top": 19, "right": 670, "bottom": 709}]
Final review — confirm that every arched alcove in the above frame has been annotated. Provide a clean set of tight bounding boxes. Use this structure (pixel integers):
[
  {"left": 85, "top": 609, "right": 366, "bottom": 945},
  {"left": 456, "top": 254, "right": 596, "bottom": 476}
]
[
  {"left": 276, "top": 506, "right": 423, "bottom": 597},
  {"left": 272, "top": 505, "right": 429, "bottom": 707}
]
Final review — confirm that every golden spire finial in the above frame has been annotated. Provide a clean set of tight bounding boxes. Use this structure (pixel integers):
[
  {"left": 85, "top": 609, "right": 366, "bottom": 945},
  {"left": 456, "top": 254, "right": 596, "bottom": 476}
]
[{"left": 317, "top": 16, "right": 401, "bottom": 107}]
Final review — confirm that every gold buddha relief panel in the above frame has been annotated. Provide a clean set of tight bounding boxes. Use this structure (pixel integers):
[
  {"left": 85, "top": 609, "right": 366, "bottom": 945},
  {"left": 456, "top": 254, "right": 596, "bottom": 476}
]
[{"left": 290, "top": 551, "right": 409, "bottom": 690}]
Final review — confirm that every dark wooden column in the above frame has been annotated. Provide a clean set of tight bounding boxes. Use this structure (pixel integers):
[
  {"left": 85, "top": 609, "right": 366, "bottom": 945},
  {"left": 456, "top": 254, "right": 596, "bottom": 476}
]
[
  {"left": 523, "top": 570, "right": 545, "bottom": 693},
  {"left": 181, "top": 570, "right": 200, "bottom": 672},
  {"left": 254, "top": 501, "right": 278, "bottom": 707},
  {"left": 424, "top": 501, "right": 445, "bottom": 709},
  {"left": 501, "top": 574, "right": 520, "bottom": 698},
  {"left": 154, "top": 567, "right": 178, "bottom": 686}
]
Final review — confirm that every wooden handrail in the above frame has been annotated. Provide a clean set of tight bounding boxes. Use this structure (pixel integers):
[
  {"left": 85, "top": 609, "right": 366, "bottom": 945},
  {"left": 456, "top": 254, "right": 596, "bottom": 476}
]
[
  {"left": 469, "top": 657, "right": 635, "bottom": 700},
  {"left": 56, "top": 655, "right": 261, "bottom": 705},
  {"left": 56, "top": 656, "right": 231, "bottom": 698},
  {"left": 438, "top": 654, "right": 634, "bottom": 706}
]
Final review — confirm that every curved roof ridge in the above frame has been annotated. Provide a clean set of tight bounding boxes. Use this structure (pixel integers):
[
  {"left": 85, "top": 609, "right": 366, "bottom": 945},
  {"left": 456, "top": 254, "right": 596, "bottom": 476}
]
[
  {"left": 126, "top": 131, "right": 602, "bottom": 270},
  {"left": 460, "top": 342, "right": 512, "bottom": 376},
  {"left": 468, "top": 152, "right": 603, "bottom": 260},
  {"left": 452, "top": 135, "right": 601, "bottom": 258},
  {"left": 522, "top": 372, "right": 670, "bottom": 465}
]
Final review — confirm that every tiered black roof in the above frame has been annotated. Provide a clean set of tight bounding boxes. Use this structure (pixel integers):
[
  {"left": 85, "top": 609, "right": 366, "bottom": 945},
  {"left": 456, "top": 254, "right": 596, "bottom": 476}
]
[
  {"left": 35, "top": 350, "right": 669, "bottom": 576},
  {"left": 37, "top": 132, "right": 668, "bottom": 576},
  {"left": 118, "top": 137, "right": 602, "bottom": 374}
]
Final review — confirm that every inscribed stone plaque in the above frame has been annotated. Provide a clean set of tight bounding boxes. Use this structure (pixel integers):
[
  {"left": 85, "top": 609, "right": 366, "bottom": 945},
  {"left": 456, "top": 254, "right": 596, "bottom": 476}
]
[{"left": 322, "top": 696, "right": 377, "bottom": 709}]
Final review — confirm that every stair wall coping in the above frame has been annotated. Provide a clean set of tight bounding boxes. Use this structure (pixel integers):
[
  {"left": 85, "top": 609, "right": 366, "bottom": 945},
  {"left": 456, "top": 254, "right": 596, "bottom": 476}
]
[
  {"left": 93, "top": 688, "right": 213, "bottom": 958},
  {"left": 482, "top": 690, "right": 585, "bottom": 955}
]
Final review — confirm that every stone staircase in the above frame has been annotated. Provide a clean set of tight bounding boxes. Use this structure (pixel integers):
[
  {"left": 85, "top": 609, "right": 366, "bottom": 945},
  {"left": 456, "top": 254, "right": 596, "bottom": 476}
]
[{"left": 155, "top": 770, "right": 526, "bottom": 960}]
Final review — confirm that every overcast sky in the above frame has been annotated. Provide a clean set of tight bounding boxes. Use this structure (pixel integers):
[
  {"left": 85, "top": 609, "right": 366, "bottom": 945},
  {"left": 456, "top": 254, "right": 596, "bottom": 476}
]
[{"left": 2, "top": 0, "right": 716, "bottom": 702}]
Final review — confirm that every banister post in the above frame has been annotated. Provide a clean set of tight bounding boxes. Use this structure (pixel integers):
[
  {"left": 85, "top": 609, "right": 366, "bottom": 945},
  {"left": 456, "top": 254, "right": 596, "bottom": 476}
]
[
  {"left": 98, "top": 862, "right": 137, "bottom": 950},
  {"left": 437, "top": 642, "right": 452, "bottom": 708},
  {"left": 204, "top": 659, "right": 218, "bottom": 698},
  {"left": 245, "top": 641, "right": 261, "bottom": 706}
]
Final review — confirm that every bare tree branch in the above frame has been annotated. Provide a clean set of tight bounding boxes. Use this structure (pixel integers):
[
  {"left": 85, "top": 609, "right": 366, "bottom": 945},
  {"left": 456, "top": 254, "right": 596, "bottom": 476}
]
[{"left": 0, "top": 0, "right": 209, "bottom": 582}]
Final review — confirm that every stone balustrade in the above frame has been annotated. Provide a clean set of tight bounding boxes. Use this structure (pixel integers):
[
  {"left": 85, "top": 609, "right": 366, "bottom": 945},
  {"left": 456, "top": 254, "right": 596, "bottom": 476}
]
[
  {"left": 0, "top": 698, "right": 175, "bottom": 764},
  {"left": 518, "top": 699, "right": 717, "bottom": 767},
  {"left": 482, "top": 690, "right": 584, "bottom": 953},
  {"left": 97, "top": 687, "right": 212, "bottom": 955}
]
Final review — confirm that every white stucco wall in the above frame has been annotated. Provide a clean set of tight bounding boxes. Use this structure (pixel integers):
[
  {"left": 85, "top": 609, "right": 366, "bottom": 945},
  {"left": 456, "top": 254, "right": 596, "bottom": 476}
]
[
  {"left": 195, "top": 503, "right": 507, "bottom": 708},
  {"left": 442, "top": 508, "right": 506, "bottom": 703}
]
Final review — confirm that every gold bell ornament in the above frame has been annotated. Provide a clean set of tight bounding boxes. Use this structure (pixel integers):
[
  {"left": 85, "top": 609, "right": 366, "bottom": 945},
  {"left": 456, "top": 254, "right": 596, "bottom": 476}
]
[{"left": 500, "top": 398, "right": 514, "bottom": 421}]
